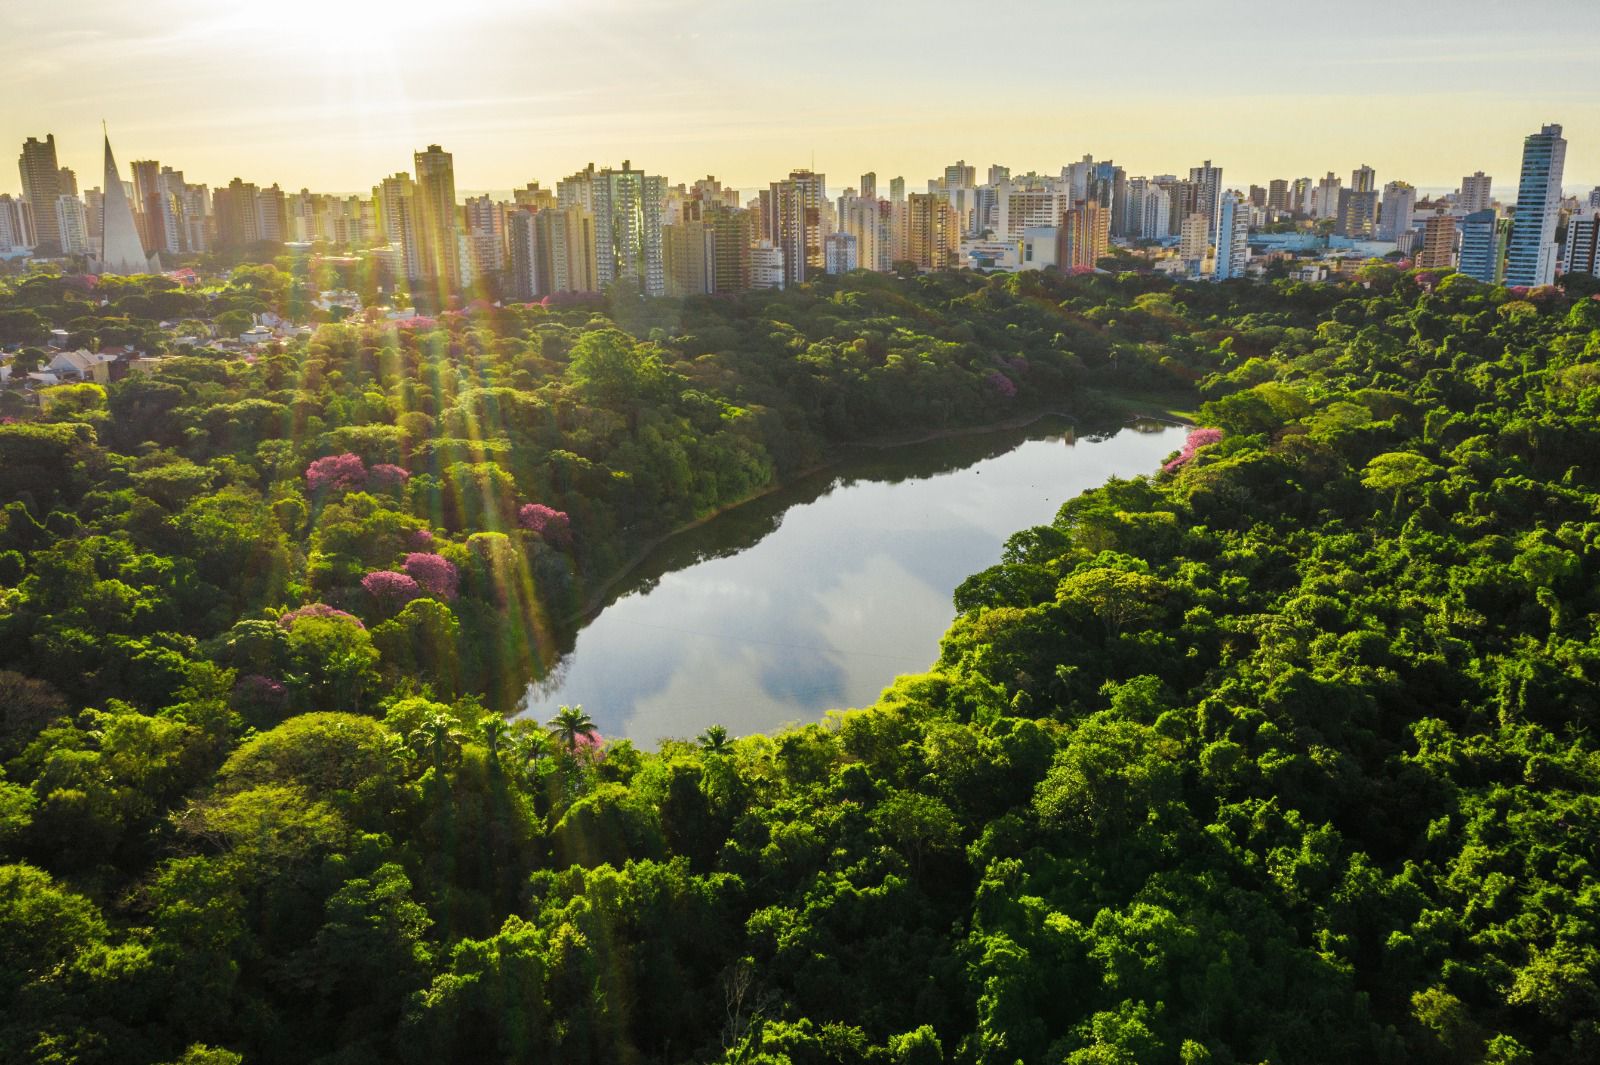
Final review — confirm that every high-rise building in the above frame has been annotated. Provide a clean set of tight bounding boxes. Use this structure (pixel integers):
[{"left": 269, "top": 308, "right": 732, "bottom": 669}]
[
  {"left": 411, "top": 144, "right": 462, "bottom": 300},
  {"left": 1212, "top": 192, "right": 1249, "bottom": 280},
  {"left": 1504, "top": 123, "right": 1566, "bottom": 287},
  {"left": 1313, "top": 172, "right": 1343, "bottom": 220},
  {"left": 1267, "top": 179, "right": 1290, "bottom": 215},
  {"left": 464, "top": 194, "right": 505, "bottom": 277},
  {"left": 986, "top": 164, "right": 1010, "bottom": 186},
  {"left": 0, "top": 195, "right": 36, "bottom": 252},
  {"left": 1459, "top": 171, "right": 1494, "bottom": 214},
  {"left": 889, "top": 176, "right": 906, "bottom": 203},
  {"left": 97, "top": 134, "right": 155, "bottom": 274},
  {"left": 824, "top": 232, "right": 859, "bottom": 274},
  {"left": 590, "top": 161, "right": 667, "bottom": 295},
  {"left": 906, "top": 193, "right": 958, "bottom": 270},
  {"left": 1188, "top": 160, "right": 1224, "bottom": 241},
  {"left": 859, "top": 172, "right": 877, "bottom": 201},
  {"left": 18, "top": 135, "right": 64, "bottom": 254},
  {"left": 256, "top": 184, "right": 286, "bottom": 244},
  {"left": 54, "top": 194, "right": 89, "bottom": 255},
  {"left": 214, "top": 178, "right": 262, "bottom": 249},
  {"left": 1458, "top": 209, "right": 1506, "bottom": 284},
  {"left": 131, "top": 159, "right": 164, "bottom": 254},
  {"left": 1289, "top": 177, "right": 1313, "bottom": 216},
  {"left": 1379, "top": 182, "right": 1416, "bottom": 242},
  {"left": 944, "top": 160, "right": 976, "bottom": 190},
  {"left": 703, "top": 203, "right": 753, "bottom": 292},
  {"left": 1058, "top": 200, "right": 1109, "bottom": 272},
  {"left": 1179, "top": 214, "right": 1210, "bottom": 263},
  {"left": 1350, "top": 165, "right": 1376, "bottom": 193},
  {"left": 766, "top": 169, "right": 828, "bottom": 286},
  {"left": 662, "top": 217, "right": 714, "bottom": 296},
  {"left": 57, "top": 167, "right": 77, "bottom": 198},
  {"left": 1139, "top": 182, "right": 1173, "bottom": 240},
  {"left": 508, "top": 204, "right": 596, "bottom": 298},
  {"left": 1416, "top": 211, "right": 1457, "bottom": 270},
  {"left": 1562, "top": 212, "right": 1599, "bottom": 278},
  {"left": 840, "top": 195, "right": 888, "bottom": 272},
  {"left": 750, "top": 240, "right": 785, "bottom": 289},
  {"left": 1336, "top": 188, "right": 1379, "bottom": 239}
]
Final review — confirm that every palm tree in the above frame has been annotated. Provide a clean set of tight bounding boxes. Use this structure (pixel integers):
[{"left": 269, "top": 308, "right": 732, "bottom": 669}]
[
  {"left": 698, "top": 724, "right": 732, "bottom": 755},
  {"left": 410, "top": 710, "right": 464, "bottom": 773},
  {"left": 547, "top": 705, "right": 598, "bottom": 752},
  {"left": 480, "top": 715, "right": 510, "bottom": 769}
]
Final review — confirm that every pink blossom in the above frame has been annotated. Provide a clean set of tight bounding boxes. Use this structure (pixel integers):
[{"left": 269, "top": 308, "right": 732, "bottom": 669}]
[
  {"left": 362, "top": 570, "right": 422, "bottom": 606},
  {"left": 408, "top": 528, "right": 435, "bottom": 550},
  {"left": 1007, "top": 356, "right": 1030, "bottom": 375},
  {"left": 232, "top": 673, "right": 288, "bottom": 714},
  {"left": 984, "top": 371, "right": 1017, "bottom": 399},
  {"left": 403, "top": 552, "right": 459, "bottom": 599},
  {"left": 518, "top": 503, "right": 572, "bottom": 546},
  {"left": 1162, "top": 427, "right": 1224, "bottom": 473},
  {"left": 368, "top": 463, "right": 411, "bottom": 488},
  {"left": 279, "top": 603, "right": 365, "bottom": 629},
  {"left": 305, "top": 453, "right": 367, "bottom": 492}
]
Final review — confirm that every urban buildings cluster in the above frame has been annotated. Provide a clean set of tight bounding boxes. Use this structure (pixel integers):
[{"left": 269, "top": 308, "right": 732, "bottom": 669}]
[{"left": 4, "top": 123, "right": 1595, "bottom": 303}]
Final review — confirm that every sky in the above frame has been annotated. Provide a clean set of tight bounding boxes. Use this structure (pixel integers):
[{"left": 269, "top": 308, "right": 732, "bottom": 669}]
[{"left": 8, "top": 0, "right": 1600, "bottom": 197}]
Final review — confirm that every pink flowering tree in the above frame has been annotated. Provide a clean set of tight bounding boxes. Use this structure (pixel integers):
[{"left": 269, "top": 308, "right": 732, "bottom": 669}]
[
  {"left": 362, "top": 570, "right": 422, "bottom": 610},
  {"left": 518, "top": 503, "right": 572, "bottom": 547},
  {"left": 403, "top": 552, "right": 459, "bottom": 599},
  {"left": 1162, "top": 427, "right": 1224, "bottom": 473},
  {"left": 278, "top": 603, "right": 365, "bottom": 630},
  {"left": 985, "top": 371, "right": 1017, "bottom": 399},
  {"left": 368, "top": 463, "right": 411, "bottom": 490},
  {"left": 408, "top": 528, "right": 435, "bottom": 550},
  {"left": 305, "top": 453, "right": 368, "bottom": 493}
]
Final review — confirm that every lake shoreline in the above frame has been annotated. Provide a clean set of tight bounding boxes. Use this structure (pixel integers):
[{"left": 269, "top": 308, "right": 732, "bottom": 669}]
[{"left": 559, "top": 393, "right": 1193, "bottom": 625}]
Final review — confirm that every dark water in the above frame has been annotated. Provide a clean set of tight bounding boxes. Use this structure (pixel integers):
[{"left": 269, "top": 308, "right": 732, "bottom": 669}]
[{"left": 520, "top": 418, "right": 1188, "bottom": 743}]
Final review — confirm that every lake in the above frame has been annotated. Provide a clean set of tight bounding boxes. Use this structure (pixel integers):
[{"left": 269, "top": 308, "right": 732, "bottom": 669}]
[{"left": 520, "top": 417, "right": 1189, "bottom": 743}]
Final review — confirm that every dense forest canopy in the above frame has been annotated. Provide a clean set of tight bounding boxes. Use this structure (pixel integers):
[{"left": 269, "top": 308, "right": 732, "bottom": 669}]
[{"left": 1, "top": 263, "right": 1598, "bottom": 1064}]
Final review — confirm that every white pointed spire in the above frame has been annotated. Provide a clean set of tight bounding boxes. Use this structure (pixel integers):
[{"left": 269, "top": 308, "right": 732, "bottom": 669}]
[{"left": 96, "top": 131, "right": 155, "bottom": 275}]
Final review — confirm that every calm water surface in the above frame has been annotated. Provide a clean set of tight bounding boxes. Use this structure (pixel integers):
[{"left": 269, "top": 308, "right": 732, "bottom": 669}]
[{"left": 521, "top": 419, "right": 1187, "bottom": 743}]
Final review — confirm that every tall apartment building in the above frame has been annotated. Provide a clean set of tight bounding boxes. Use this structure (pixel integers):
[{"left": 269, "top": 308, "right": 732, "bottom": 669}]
[
  {"left": 703, "top": 203, "right": 753, "bottom": 292},
  {"left": 840, "top": 195, "right": 888, "bottom": 273},
  {"left": 1458, "top": 209, "right": 1506, "bottom": 283},
  {"left": 464, "top": 194, "right": 506, "bottom": 276},
  {"left": 766, "top": 169, "right": 828, "bottom": 286},
  {"left": 1504, "top": 123, "right": 1566, "bottom": 287},
  {"left": 1379, "top": 182, "right": 1416, "bottom": 241},
  {"left": 585, "top": 162, "right": 666, "bottom": 296},
  {"left": 906, "top": 193, "right": 958, "bottom": 270},
  {"left": 1289, "top": 177, "right": 1313, "bottom": 216},
  {"left": 1212, "top": 192, "right": 1249, "bottom": 280},
  {"left": 1267, "top": 179, "right": 1290, "bottom": 214},
  {"left": 411, "top": 145, "right": 462, "bottom": 300},
  {"left": 1563, "top": 213, "right": 1599, "bottom": 277},
  {"left": 1179, "top": 213, "right": 1210, "bottom": 263},
  {"left": 1057, "top": 200, "right": 1109, "bottom": 272},
  {"left": 18, "top": 134, "right": 64, "bottom": 254},
  {"left": 54, "top": 194, "right": 89, "bottom": 255},
  {"left": 749, "top": 241, "right": 785, "bottom": 289},
  {"left": 1313, "top": 172, "right": 1343, "bottom": 219},
  {"left": 214, "top": 179, "right": 262, "bottom": 249},
  {"left": 859, "top": 172, "right": 877, "bottom": 201},
  {"left": 1336, "top": 188, "right": 1379, "bottom": 239},
  {"left": 1458, "top": 171, "right": 1493, "bottom": 214},
  {"left": 662, "top": 217, "right": 714, "bottom": 296},
  {"left": 1188, "top": 160, "right": 1224, "bottom": 242},
  {"left": 1416, "top": 211, "right": 1457, "bottom": 269},
  {"left": 0, "top": 195, "right": 34, "bottom": 252},
  {"left": 1350, "top": 165, "right": 1377, "bottom": 193},
  {"left": 824, "top": 232, "right": 859, "bottom": 274}
]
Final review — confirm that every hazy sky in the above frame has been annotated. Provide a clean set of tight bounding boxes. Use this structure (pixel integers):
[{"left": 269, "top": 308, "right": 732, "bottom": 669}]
[{"left": 9, "top": 0, "right": 1599, "bottom": 196}]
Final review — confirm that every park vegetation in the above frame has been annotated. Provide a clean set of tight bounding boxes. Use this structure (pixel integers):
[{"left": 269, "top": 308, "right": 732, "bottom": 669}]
[{"left": 0, "top": 262, "right": 1597, "bottom": 1063}]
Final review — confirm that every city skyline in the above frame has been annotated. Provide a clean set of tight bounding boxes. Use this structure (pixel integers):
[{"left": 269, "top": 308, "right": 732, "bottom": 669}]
[{"left": 7, "top": 0, "right": 1599, "bottom": 195}]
